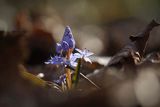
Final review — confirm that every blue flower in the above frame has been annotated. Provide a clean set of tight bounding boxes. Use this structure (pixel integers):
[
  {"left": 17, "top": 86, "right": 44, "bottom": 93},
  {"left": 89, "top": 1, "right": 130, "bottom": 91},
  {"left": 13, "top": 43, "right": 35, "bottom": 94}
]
[
  {"left": 45, "top": 54, "right": 78, "bottom": 68},
  {"left": 45, "top": 56, "right": 64, "bottom": 65},
  {"left": 64, "top": 53, "right": 78, "bottom": 67},
  {"left": 62, "top": 26, "right": 75, "bottom": 49},
  {"left": 74, "top": 48, "right": 94, "bottom": 63}
]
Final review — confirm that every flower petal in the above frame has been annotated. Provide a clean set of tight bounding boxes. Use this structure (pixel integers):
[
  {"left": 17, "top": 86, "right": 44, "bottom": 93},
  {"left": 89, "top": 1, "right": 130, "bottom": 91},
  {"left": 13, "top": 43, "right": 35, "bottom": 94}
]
[
  {"left": 73, "top": 53, "right": 82, "bottom": 59},
  {"left": 84, "top": 57, "right": 92, "bottom": 63},
  {"left": 70, "top": 61, "right": 78, "bottom": 67},
  {"left": 63, "top": 26, "right": 73, "bottom": 39},
  {"left": 56, "top": 43, "right": 62, "bottom": 53},
  {"left": 62, "top": 26, "right": 75, "bottom": 49},
  {"left": 85, "top": 51, "right": 94, "bottom": 57},
  {"left": 68, "top": 39, "right": 75, "bottom": 49},
  {"left": 75, "top": 48, "right": 83, "bottom": 54},
  {"left": 70, "top": 53, "right": 77, "bottom": 61},
  {"left": 45, "top": 56, "right": 64, "bottom": 65},
  {"left": 61, "top": 41, "right": 69, "bottom": 51}
]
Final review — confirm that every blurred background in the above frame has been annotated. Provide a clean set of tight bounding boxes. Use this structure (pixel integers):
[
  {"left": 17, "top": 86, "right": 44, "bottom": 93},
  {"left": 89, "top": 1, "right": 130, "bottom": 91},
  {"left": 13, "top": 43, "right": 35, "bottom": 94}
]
[
  {"left": 0, "top": 0, "right": 160, "bottom": 57},
  {"left": 1, "top": 1, "right": 160, "bottom": 107}
]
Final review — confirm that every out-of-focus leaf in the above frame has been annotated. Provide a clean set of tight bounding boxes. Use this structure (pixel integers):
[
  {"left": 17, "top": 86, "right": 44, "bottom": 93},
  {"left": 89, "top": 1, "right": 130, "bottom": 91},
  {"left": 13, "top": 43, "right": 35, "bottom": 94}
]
[
  {"left": 129, "top": 19, "right": 160, "bottom": 56},
  {"left": 108, "top": 20, "right": 160, "bottom": 68},
  {"left": 19, "top": 64, "right": 47, "bottom": 87},
  {"left": 19, "top": 64, "right": 63, "bottom": 92}
]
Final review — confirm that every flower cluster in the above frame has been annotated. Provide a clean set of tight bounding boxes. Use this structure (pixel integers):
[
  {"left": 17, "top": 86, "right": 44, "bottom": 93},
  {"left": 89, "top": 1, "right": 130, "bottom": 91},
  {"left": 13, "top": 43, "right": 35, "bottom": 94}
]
[
  {"left": 45, "top": 26, "right": 93, "bottom": 67},
  {"left": 45, "top": 26, "right": 94, "bottom": 87}
]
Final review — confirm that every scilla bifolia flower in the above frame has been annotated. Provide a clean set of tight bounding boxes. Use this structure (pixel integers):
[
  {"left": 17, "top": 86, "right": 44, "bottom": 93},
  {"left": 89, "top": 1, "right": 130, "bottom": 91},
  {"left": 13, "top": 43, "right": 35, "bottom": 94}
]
[{"left": 45, "top": 26, "right": 94, "bottom": 90}]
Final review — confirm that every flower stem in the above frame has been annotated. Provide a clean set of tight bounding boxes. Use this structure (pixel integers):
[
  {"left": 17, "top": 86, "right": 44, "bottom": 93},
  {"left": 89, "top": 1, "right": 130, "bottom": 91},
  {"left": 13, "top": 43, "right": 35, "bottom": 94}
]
[
  {"left": 65, "top": 49, "right": 73, "bottom": 89},
  {"left": 72, "top": 58, "right": 81, "bottom": 87},
  {"left": 65, "top": 68, "right": 72, "bottom": 89}
]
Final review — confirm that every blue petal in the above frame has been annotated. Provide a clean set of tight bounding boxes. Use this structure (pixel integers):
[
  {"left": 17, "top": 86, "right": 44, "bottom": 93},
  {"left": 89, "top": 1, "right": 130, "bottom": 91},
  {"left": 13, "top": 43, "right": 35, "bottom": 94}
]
[
  {"left": 56, "top": 43, "right": 62, "bottom": 53},
  {"left": 61, "top": 41, "right": 69, "bottom": 51},
  {"left": 63, "top": 26, "right": 73, "bottom": 39},
  {"left": 62, "top": 26, "right": 75, "bottom": 49},
  {"left": 68, "top": 39, "right": 75, "bottom": 49},
  {"left": 45, "top": 56, "right": 64, "bottom": 65},
  {"left": 73, "top": 53, "right": 82, "bottom": 59},
  {"left": 64, "top": 60, "right": 77, "bottom": 68}
]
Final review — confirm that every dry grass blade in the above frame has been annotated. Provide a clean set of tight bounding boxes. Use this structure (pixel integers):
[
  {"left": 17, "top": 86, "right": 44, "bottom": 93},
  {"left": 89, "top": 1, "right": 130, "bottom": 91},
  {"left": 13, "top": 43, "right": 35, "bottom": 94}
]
[{"left": 80, "top": 73, "right": 100, "bottom": 89}]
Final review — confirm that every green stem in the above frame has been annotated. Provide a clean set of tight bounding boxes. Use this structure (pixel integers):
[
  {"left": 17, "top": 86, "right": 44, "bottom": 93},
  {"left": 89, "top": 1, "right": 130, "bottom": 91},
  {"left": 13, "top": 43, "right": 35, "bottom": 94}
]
[{"left": 72, "top": 58, "right": 82, "bottom": 87}]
